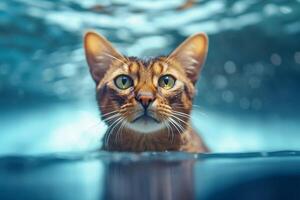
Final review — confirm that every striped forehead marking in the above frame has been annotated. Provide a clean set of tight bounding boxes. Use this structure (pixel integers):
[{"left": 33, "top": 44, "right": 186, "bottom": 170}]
[
  {"left": 152, "top": 62, "right": 163, "bottom": 75},
  {"left": 128, "top": 62, "right": 140, "bottom": 74}
]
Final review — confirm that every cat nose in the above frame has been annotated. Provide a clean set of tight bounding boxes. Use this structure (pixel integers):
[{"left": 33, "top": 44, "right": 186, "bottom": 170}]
[{"left": 137, "top": 92, "right": 155, "bottom": 110}]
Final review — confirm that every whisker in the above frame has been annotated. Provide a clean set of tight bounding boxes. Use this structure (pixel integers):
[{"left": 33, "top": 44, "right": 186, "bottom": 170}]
[
  {"left": 115, "top": 119, "right": 127, "bottom": 145},
  {"left": 98, "top": 104, "right": 116, "bottom": 107},
  {"left": 104, "top": 117, "right": 124, "bottom": 147},
  {"left": 109, "top": 108, "right": 140, "bottom": 145},
  {"left": 164, "top": 56, "right": 172, "bottom": 65},
  {"left": 170, "top": 117, "right": 185, "bottom": 134},
  {"left": 165, "top": 121, "right": 174, "bottom": 144},
  {"left": 102, "top": 113, "right": 121, "bottom": 123},
  {"left": 166, "top": 119, "right": 175, "bottom": 144},
  {"left": 172, "top": 110, "right": 190, "bottom": 118},
  {"left": 102, "top": 53, "right": 129, "bottom": 66},
  {"left": 172, "top": 105, "right": 208, "bottom": 117},
  {"left": 98, "top": 105, "right": 118, "bottom": 110},
  {"left": 101, "top": 110, "right": 119, "bottom": 117},
  {"left": 163, "top": 121, "right": 171, "bottom": 142},
  {"left": 171, "top": 115, "right": 189, "bottom": 126},
  {"left": 168, "top": 118, "right": 182, "bottom": 135},
  {"left": 173, "top": 103, "right": 205, "bottom": 110},
  {"left": 107, "top": 119, "right": 123, "bottom": 146}
]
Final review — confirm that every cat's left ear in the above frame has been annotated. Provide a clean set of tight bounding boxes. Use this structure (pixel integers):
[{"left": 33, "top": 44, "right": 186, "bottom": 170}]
[
  {"left": 84, "top": 31, "right": 125, "bottom": 84},
  {"left": 169, "top": 33, "right": 208, "bottom": 84}
]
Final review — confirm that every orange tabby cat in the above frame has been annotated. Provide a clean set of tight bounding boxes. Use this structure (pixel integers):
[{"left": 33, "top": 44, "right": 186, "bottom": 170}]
[{"left": 84, "top": 31, "right": 209, "bottom": 153}]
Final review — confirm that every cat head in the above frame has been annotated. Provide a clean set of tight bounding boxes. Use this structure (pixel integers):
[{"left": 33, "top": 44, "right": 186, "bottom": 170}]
[{"left": 84, "top": 31, "right": 208, "bottom": 135}]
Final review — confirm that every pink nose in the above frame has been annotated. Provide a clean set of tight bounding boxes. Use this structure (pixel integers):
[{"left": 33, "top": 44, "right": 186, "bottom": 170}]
[{"left": 137, "top": 92, "right": 154, "bottom": 109}]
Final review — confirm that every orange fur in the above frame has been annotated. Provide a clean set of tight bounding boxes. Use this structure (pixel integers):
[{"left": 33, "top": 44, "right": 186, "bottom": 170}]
[{"left": 84, "top": 31, "right": 209, "bottom": 153}]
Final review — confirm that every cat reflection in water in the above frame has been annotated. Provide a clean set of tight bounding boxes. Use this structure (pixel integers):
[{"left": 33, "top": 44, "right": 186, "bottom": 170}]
[{"left": 84, "top": 31, "right": 209, "bottom": 153}]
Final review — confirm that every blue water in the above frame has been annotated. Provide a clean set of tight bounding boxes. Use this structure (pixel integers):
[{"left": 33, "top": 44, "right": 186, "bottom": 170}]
[
  {"left": 1, "top": 151, "right": 300, "bottom": 200},
  {"left": 2, "top": 1, "right": 300, "bottom": 199}
]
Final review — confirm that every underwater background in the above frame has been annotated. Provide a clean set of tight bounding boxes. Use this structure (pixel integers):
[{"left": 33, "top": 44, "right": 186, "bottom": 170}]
[{"left": 0, "top": 0, "right": 300, "bottom": 155}]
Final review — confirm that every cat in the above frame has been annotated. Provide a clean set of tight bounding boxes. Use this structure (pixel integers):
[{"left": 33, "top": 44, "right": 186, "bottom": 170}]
[{"left": 84, "top": 31, "right": 209, "bottom": 153}]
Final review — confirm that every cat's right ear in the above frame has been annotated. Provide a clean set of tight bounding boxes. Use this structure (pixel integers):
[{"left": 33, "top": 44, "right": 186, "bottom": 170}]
[
  {"left": 84, "top": 31, "right": 124, "bottom": 83},
  {"left": 169, "top": 33, "right": 208, "bottom": 85}
]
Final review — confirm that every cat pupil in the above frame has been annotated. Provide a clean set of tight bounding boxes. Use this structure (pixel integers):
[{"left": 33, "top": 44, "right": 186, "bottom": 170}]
[
  {"left": 122, "top": 77, "right": 127, "bottom": 85},
  {"left": 164, "top": 77, "right": 169, "bottom": 85}
]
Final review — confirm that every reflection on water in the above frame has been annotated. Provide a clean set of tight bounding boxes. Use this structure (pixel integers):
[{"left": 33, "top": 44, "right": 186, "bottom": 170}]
[
  {"left": 103, "top": 160, "right": 195, "bottom": 200},
  {"left": 1, "top": 151, "right": 300, "bottom": 200}
]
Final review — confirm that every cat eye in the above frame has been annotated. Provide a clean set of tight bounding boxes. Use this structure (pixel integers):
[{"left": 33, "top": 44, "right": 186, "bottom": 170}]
[
  {"left": 114, "top": 75, "right": 133, "bottom": 90},
  {"left": 158, "top": 75, "right": 176, "bottom": 90}
]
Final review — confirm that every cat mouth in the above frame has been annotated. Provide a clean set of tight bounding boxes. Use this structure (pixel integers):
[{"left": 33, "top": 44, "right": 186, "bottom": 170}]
[
  {"left": 131, "top": 114, "right": 160, "bottom": 124},
  {"left": 127, "top": 113, "right": 165, "bottom": 134}
]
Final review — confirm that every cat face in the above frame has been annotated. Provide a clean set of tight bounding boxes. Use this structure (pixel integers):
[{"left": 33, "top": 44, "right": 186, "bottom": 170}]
[{"left": 84, "top": 32, "right": 208, "bottom": 135}]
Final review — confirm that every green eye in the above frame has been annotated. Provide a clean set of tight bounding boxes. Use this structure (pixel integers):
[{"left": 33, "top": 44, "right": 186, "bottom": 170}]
[
  {"left": 158, "top": 75, "right": 176, "bottom": 90},
  {"left": 114, "top": 75, "right": 133, "bottom": 90}
]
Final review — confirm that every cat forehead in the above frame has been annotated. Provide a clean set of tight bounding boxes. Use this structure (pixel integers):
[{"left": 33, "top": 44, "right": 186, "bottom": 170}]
[{"left": 122, "top": 56, "right": 170, "bottom": 75}]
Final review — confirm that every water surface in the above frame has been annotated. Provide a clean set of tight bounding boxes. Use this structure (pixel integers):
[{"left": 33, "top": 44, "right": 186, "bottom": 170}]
[{"left": 1, "top": 151, "right": 300, "bottom": 200}]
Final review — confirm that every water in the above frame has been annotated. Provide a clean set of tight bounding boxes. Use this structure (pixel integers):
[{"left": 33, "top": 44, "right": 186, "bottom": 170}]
[
  {"left": 1, "top": 0, "right": 300, "bottom": 198},
  {"left": 1, "top": 151, "right": 300, "bottom": 200}
]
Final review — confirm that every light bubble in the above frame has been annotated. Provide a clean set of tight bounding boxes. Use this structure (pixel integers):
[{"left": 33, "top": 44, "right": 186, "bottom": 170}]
[
  {"left": 224, "top": 61, "right": 236, "bottom": 74},
  {"left": 222, "top": 90, "right": 234, "bottom": 103},
  {"left": 127, "top": 15, "right": 145, "bottom": 25},
  {"left": 33, "top": 50, "right": 44, "bottom": 60},
  {"left": 263, "top": 4, "right": 279, "bottom": 16},
  {"left": 279, "top": 6, "right": 292, "bottom": 14},
  {"left": 116, "top": 28, "right": 131, "bottom": 40},
  {"left": 213, "top": 75, "right": 228, "bottom": 89},
  {"left": 60, "top": 64, "right": 76, "bottom": 77},
  {"left": 270, "top": 53, "right": 282, "bottom": 66},
  {"left": 249, "top": 77, "right": 261, "bottom": 89},
  {"left": 53, "top": 81, "right": 68, "bottom": 96},
  {"left": 0, "top": 64, "right": 9, "bottom": 75},
  {"left": 240, "top": 97, "right": 250, "bottom": 110},
  {"left": 0, "top": 2, "right": 7, "bottom": 10},
  {"left": 294, "top": 52, "right": 300, "bottom": 64},
  {"left": 231, "top": 1, "right": 248, "bottom": 14},
  {"left": 42, "top": 68, "right": 55, "bottom": 82}
]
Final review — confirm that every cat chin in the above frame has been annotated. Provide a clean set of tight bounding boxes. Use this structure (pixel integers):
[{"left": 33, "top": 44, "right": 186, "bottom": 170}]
[{"left": 126, "top": 117, "right": 165, "bottom": 134}]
